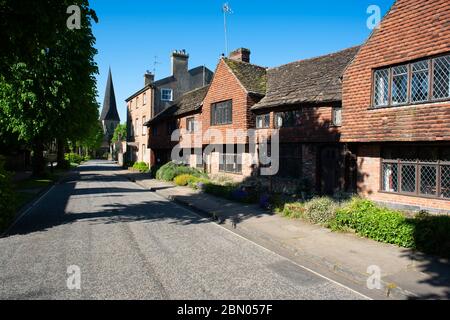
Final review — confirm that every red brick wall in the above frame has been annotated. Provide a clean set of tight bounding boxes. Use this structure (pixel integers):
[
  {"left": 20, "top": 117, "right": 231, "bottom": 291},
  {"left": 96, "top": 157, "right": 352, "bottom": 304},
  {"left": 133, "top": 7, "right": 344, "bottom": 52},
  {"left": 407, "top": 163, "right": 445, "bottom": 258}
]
[
  {"left": 202, "top": 59, "right": 258, "bottom": 145},
  {"left": 357, "top": 144, "right": 450, "bottom": 212},
  {"left": 179, "top": 112, "right": 203, "bottom": 149},
  {"left": 342, "top": 0, "right": 450, "bottom": 142}
]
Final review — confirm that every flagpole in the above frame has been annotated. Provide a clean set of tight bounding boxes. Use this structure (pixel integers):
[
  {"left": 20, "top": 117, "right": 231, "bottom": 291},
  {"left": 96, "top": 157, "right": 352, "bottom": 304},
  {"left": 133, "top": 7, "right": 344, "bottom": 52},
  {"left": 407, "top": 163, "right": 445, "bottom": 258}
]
[{"left": 223, "top": 8, "right": 228, "bottom": 56}]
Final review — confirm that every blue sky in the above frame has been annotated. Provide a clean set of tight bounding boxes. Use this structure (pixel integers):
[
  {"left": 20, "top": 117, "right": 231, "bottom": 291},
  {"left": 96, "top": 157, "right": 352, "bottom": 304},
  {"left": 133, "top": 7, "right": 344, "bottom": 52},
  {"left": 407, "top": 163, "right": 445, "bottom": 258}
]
[{"left": 91, "top": 0, "right": 396, "bottom": 122}]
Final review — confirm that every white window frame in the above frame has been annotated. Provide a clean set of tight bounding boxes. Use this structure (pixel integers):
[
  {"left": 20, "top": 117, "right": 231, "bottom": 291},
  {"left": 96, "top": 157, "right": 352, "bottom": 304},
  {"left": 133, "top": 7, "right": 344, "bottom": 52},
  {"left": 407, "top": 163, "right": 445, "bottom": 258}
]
[{"left": 161, "top": 88, "right": 173, "bottom": 102}]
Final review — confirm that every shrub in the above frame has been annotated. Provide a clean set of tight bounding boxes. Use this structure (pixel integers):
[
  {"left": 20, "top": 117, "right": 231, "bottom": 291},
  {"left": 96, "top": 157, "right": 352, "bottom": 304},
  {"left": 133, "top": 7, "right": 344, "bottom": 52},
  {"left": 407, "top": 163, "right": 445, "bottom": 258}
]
[
  {"left": 303, "top": 197, "right": 338, "bottom": 225},
  {"left": 282, "top": 202, "right": 305, "bottom": 219},
  {"left": 203, "top": 182, "right": 236, "bottom": 199},
  {"left": 332, "top": 197, "right": 415, "bottom": 248},
  {"left": 187, "top": 176, "right": 210, "bottom": 189},
  {"left": 0, "top": 158, "right": 16, "bottom": 231},
  {"left": 64, "top": 153, "right": 83, "bottom": 164},
  {"left": 156, "top": 162, "right": 206, "bottom": 181},
  {"left": 83, "top": 155, "right": 91, "bottom": 162},
  {"left": 132, "top": 162, "right": 150, "bottom": 173},
  {"left": 174, "top": 174, "right": 196, "bottom": 186},
  {"left": 410, "top": 211, "right": 450, "bottom": 258}
]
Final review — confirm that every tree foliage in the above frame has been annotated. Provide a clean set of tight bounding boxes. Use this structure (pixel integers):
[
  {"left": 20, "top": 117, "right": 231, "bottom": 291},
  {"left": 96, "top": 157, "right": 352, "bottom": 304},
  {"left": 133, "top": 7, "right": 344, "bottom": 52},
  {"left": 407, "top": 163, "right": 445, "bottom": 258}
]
[
  {"left": 112, "top": 123, "right": 127, "bottom": 143},
  {"left": 0, "top": 0, "right": 100, "bottom": 175}
]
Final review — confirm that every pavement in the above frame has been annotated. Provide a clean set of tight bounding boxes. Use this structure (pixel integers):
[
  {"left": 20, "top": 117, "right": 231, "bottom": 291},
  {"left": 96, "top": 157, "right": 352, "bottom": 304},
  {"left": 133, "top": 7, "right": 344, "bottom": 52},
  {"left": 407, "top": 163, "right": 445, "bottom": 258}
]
[
  {"left": 126, "top": 170, "right": 450, "bottom": 300},
  {"left": 0, "top": 160, "right": 369, "bottom": 300}
]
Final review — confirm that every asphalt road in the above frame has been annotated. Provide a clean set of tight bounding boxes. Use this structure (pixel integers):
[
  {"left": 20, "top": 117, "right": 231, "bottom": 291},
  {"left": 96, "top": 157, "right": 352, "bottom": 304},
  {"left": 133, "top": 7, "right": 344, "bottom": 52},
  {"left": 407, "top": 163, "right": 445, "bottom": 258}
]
[{"left": 0, "top": 161, "right": 367, "bottom": 300}]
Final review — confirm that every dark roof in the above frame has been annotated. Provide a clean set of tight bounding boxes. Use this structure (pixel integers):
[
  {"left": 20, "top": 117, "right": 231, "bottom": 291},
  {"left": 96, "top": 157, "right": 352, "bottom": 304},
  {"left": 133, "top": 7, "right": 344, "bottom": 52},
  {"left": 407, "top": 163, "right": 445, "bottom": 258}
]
[
  {"left": 100, "top": 68, "right": 120, "bottom": 121},
  {"left": 145, "top": 85, "right": 209, "bottom": 125},
  {"left": 222, "top": 58, "right": 267, "bottom": 96},
  {"left": 251, "top": 46, "right": 361, "bottom": 110}
]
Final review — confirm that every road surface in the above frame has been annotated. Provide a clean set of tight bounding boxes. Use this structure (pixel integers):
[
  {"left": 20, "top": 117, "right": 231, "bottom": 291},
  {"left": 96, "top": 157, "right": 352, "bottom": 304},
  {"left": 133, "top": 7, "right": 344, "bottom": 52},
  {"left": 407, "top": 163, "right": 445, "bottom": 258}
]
[{"left": 0, "top": 161, "right": 366, "bottom": 300}]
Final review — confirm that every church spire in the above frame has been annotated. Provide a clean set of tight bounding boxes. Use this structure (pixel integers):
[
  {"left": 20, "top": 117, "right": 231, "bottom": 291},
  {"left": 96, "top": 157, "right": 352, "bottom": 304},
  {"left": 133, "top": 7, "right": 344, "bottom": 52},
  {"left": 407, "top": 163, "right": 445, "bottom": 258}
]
[{"left": 100, "top": 68, "right": 120, "bottom": 121}]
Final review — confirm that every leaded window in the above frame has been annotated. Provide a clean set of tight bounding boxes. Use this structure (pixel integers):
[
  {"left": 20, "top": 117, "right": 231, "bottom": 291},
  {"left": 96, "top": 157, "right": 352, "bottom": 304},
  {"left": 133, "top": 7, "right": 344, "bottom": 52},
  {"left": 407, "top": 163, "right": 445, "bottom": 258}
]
[
  {"left": 256, "top": 114, "right": 270, "bottom": 129},
  {"left": 211, "top": 100, "right": 232, "bottom": 126},
  {"left": 372, "top": 53, "right": 450, "bottom": 107},
  {"left": 274, "top": 110, "right": 302, "bottom": 128},
  {"left": 381, "top": 146, "right": 450, "bottom": 199}
]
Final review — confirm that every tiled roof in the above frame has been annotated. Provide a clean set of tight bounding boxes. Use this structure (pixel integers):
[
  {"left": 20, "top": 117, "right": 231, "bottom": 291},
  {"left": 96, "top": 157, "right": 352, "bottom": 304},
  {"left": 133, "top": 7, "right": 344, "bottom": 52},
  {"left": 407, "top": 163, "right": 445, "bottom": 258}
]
[
  {"left": 145, "top": 85, "right": 209, "bottom": 125},
  {"left": 251, "top": 46, "right": 361, "bottom": 110},
  {"left": 223, "top": 58, "right": 267, "bottom": 96}
]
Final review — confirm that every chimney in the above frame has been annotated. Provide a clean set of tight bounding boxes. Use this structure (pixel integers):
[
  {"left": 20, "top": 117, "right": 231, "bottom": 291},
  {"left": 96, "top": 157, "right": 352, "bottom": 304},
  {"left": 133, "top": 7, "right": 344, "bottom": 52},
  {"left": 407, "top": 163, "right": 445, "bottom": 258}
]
[
  {"left": 171, "top": 49, "right": 189, "bottom": 76},
  {"left": 229, "top": 48, "right": 250, "bottom": 63},
  {"left": 144, "top": 71, "right": 154, "bottom": 86}
]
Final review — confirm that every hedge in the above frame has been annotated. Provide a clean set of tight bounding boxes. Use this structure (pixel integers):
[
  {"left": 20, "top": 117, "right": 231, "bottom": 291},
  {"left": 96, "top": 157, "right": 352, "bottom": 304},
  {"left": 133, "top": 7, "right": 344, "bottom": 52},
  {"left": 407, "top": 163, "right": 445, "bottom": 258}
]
[
  {"left": 156, "top": 162, "right": 206, "bottom": 181},
  {"left": 132, "top": 161, "right": 150, "bottom": 173}
]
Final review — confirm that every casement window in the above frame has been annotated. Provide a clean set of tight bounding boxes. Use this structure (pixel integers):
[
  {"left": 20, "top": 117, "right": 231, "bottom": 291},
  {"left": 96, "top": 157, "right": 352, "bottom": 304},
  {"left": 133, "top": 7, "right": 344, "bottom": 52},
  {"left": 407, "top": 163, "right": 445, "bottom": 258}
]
[
  {"left": 143, "top": 93, "right": 147, "bottom": 105},
  {"left": 381, "top": 146, "right": 450, "bottom": 199},
  {"left": 211, "top": 100, "right": 232, "bottom": 126},
  {"left": 274, "top": 110, "right": 302, "bottom": 128},
  {"left": 142, "top": 116, "right": 146, "bottom": 136},
  {"left": 186, "top": 117, "right": 197, "bottom": 133},
  {"left": 373, "top": 53, "right": 450, "bottom": 108},
  {"left": 161, "top": 88, "right": 173, "bottom": 102},
  {"left": 256, "top": 114, "right": 270, "bottom": 129},
  {"left": 332, "top": 107, "right": 342, "bottom": 126},
  {"left": 277, "top": 144, "right": 302, "bottom": 178},
  {"left": 219, "top": 153, "right": 242, "bottom": 174}
]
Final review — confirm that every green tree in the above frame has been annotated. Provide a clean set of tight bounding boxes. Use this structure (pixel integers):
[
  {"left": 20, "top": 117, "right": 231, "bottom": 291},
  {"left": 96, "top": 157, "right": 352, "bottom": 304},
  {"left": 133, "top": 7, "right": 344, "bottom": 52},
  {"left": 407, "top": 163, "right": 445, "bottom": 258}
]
[
  {"left": 0, "top": 0, "right": 100, "bottom": 176},
  {"left": 112, "top": 123, "right": 127, "bottom": 143}
]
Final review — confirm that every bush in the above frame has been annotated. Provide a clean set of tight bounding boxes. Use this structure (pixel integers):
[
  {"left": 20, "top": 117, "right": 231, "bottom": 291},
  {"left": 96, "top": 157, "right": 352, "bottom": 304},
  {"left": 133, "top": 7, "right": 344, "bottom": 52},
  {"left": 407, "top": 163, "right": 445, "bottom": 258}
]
[
  {"left": 187, "top": 176, "right": 210, "bottom": 189},
  {"left": 64, "top": 153, "right": 83, "bottom": 164},
  {"left": 83, "top": 155, "right": 91, "bottom": 162},
  {"left": 282, "top": 202, "right": 305, "bottom": 219},
  {"left": 331, "top": 197, "right": 415, "bottom": 248},
  {"left": 303, "top": 197, "right": 338, "bottom": 225},
  {"left": 411, "top": 211, "right": 450, "bottom": 258},
  {"left": 156, "top": 162, "right": 206, "bottom": 181},
  {"left": 174, "top": 174, "right": 196, "bottom": 186},
  {"left": 203, "top": 182, "right": 236, "bottom": 199},
  {"left": 0, "top": 158, "right": 16, "bottom": 231},
  {"left": 132, "top": 162, "right": 150, "bottom": 173}
]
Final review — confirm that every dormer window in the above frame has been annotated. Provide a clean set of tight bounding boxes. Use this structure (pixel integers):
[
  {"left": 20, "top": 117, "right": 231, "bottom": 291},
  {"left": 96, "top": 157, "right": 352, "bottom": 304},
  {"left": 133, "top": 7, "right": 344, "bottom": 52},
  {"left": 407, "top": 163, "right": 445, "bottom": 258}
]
[{"left": 161, "top": 88, "right": 173, "bottom": 102}]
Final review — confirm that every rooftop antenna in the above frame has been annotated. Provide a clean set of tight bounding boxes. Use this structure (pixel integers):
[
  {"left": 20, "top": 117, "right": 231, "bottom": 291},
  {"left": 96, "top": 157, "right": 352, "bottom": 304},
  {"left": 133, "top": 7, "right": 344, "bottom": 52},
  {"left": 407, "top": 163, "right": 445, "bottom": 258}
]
[
  {"left": 152, "top": 56, "right": 161, "bottom": 75},
  {"left": 222, "top": 3, "right": 233, "bottom": 56}
]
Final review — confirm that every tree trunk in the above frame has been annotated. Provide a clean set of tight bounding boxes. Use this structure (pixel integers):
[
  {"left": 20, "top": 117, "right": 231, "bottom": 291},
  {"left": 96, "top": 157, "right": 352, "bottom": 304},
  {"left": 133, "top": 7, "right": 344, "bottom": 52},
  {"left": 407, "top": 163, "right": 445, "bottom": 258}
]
[
  {"left": 56, "top": 139, "right": 67, "bottom": 169},
  {"left": 32, "top": 140, "right": 46, "bottom": 177}
]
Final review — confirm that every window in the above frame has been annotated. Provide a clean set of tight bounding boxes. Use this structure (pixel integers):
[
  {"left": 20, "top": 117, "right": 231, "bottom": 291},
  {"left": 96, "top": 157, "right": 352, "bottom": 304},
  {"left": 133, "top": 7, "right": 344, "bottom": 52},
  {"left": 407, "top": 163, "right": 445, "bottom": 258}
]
[
  {"left": 142, "top": 144, "right": 146, "bottom": 161},
  {"left": 136, "top": 97, "right": 139, "bottom": 108},
  {"left": 219, "top": 152, "right": 242, "bottom": 174},
  {"left": 256, "top": 114, "right": 270, "bottom": 129},
  {"left": 433, "top": 55, "right": 450, "bottom": 100},
  {"left": 332, "top": 107, "right": 342, "bottom": 126},
  {"left": 135, "top": 118, "right": 139, "bottom": 136},
  {"left": 161, "top": 88, "right": 173, "bottom": 101},
  {"left": 274, "top": 110, "right": 302, "bottom": 128},
  {"left": 411, "top": 61, "right": 429, "bottom": 102},
  {"left": 142, "top": 116, "right": 146, "bottom": 136},
  {"left": 381, "top": 146, "right": 450, "bottom": 199},
  {"left": 143, "top": 93, "right": 147, "bottom": 105},
  {"left": 373, "top": 68, "right": 389, "bottom": 107},
  {"left": 392, "top": 65, "right": 408, "bottom": 105},
  {"left": 211, "top": 100, "right": 232, "bottom": 126},
  {"left": 372, "top": 53, "right": 450, "bottom": 108},
  {"left": 186, "top": 117, "right": 197, "bottom": 133}
]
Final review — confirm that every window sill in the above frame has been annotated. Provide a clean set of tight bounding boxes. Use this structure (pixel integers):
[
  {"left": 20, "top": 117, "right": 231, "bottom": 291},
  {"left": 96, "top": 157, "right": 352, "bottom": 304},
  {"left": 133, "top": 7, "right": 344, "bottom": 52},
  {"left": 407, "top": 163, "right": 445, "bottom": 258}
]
[
  {"left": 368, "top": 99, "right": 450, "bottom": 110},
  {"left": 377, "top": 190, "right": 450, "bottom": 201}
]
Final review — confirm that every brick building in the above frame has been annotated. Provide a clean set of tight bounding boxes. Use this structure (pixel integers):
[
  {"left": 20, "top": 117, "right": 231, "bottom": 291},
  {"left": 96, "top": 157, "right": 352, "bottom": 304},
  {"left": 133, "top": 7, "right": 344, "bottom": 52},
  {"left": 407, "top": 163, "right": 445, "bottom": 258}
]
[
  {"left": 341, "top": 0, "right": 450, "bottom": 212},
  {"left": 125, "top": 50, "right": 213, "bottom": 165},
  {"left": 200, "top": 48, "right": 267, "bottom": 180},
  {"left": 252, "top": 46, "right": 360, "bottom": 194}
]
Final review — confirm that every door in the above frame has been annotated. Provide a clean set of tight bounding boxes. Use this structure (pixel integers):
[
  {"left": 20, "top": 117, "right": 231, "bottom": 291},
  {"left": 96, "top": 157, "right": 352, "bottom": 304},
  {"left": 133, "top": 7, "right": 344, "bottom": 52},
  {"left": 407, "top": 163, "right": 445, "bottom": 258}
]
[{"left": 320, "top": 146, "right": 340, "bottom": 195}]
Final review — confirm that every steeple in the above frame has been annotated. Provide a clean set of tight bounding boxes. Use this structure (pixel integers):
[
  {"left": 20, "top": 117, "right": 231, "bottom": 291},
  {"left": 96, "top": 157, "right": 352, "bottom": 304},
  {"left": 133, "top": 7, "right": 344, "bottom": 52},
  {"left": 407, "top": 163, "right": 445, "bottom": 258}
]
[{"left": 100, "top": 68, "right": 120, "bottom": 121}]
